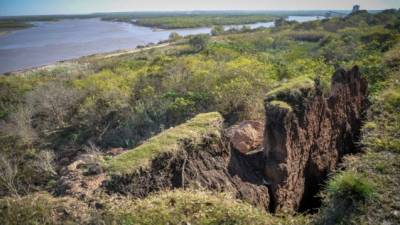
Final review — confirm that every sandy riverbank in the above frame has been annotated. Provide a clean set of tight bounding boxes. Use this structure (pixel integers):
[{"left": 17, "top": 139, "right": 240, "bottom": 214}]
[{"left": 3, "top": 42, "right": 172, "bottom": 75}]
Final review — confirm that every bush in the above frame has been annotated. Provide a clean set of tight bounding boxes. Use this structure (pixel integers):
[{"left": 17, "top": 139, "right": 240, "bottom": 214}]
[
  {"left": 0, "top": 149, "right": 56, "bottom": 196},
  {"left": 327, "top": 171, "right": 375, "bottom": 202},
  {"left": 316, "top": 171, "right": 376, "bottom": 225},
  {"left": 211, "top": 25, "right": 224, "bottom": 36},
  {"left": 189, "top": 34, "right": 209, "bottom": 52},
  {"left": 384, "top": 44, "right": 400, "bottom": 68},
  {"left": 289, "top": 31, "right": 326, "bottom": 42},
  {"left": 26, "top": 81, "right": 83, "bottom": 131},
  {"left": 168, "top": 32, "right": 182, "bottom": 41}
]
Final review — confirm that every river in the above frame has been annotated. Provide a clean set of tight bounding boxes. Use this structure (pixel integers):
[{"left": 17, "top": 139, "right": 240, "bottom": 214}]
[{"left": 0, "top": 16, "right": 321, "bottom": 73}]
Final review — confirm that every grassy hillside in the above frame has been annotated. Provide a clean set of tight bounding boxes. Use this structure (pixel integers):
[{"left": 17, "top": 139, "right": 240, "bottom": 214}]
[
  {"left": 106, "top": 112, "right": 222, "bottom": 174},
  {"left": 316, "top": 70, "right": 400, "bottom": 225},
  {"left": 0, "top": 190, "right": 311, "bottom": 225},
  {"left": 0, "top": 9, "right": 399, "bottom": 225}
]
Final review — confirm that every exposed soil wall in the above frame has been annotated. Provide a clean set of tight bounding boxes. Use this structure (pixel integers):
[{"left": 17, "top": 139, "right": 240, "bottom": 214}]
[
  {"left": 105, "top": 134, "right": 270, "bottom": 210},
  {"left": 264, "top": 66, "right": 368, "bottom": 212}
]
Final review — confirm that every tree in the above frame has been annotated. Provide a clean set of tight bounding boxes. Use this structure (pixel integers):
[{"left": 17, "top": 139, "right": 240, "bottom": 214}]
[
  {"left": 168, "top": 32, "right": 182, "bottom": 42},
  {"left": 25, "top": 82, "right": 83, "bottom": 132},
  {"left": 188, "top": 34, "right": 209, "bottom": 52},
  {"left": 211, "top": 25, "right": 224, "bottom": 36},
  {"left": 240, "top": 25, "right": 251, "bottom": 32}
]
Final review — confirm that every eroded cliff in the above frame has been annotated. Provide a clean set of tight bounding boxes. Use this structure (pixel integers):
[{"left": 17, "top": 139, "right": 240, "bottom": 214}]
[
  {"left": 264, "top": 66, "right": 368, "bottom": 212},
  {"left": 104, "top": 113, "right": 270, "bottom": 210},
  {"left": 102, "top": 67, "right": 368, "bottom": 214}
]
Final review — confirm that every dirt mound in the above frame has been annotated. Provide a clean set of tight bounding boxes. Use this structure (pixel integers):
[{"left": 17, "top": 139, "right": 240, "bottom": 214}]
[
  {"left": 105, "top": 133, "right": 270, "bottom": 210},
  {"left": 55, "top": 153, "right": 106, "bottom": 198}
]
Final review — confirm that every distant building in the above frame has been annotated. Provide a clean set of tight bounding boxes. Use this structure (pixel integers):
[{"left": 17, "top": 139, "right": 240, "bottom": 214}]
[{"left": 352, "top": 5, "right": 360, "bottom": 13}]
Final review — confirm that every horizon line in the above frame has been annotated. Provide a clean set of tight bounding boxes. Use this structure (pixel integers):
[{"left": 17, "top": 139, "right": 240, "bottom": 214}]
[{"left": 1, "top": 8, "right": 393, "bottom": 17}]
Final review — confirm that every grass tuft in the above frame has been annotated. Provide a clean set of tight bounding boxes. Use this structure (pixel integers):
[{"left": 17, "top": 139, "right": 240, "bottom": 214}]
[
  {"left": 266, "top": 76, "right": 315, "bottom": 100},
  {"left": 327, "top": 171, "right": 375, "bottom": 202},
  {"left": 269, "top": 100, "right": 293, "bottom": 111}
]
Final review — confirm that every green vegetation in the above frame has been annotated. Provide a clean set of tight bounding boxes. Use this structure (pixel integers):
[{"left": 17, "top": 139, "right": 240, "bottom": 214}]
[
  {"left": 168, "top": 32, "right": 182, "bottom": 41},
  {"left": 316, "top": 39, "right": 400, "bottom": 224},
  {"left": 316, "top": 171, "right": 376, "bottom": 224},
  {"left": 99, "top": 189, "right": 310, "bottom": 225},
  {"left": 0, "top": 21, "right": 32, "bottom": 30},
  {"left": 189, "top": 34, "right": 209, "bottom": 51},
  {"left": 269, "top": 100, "right": 293, "bottom": 111},
  {"left": 266, "top": 76, "right": 315, "bottom": 100},
  {"left": 326, "top": 171, "right": 375, "bottom": 201},
  {"left": 0, "top": 21, "right": 33, "bottom": 35},
  {"left": 362, "top": 72, "right": 400, "bottom": 153},
  {"left": 211, "top": 25, "right": 225, "bottom": 36},
  {"left": 106, "top": 112, "right": 222, "bottom": 174},
  {"left": 1, "top": 8, "right": 400, "bottom": 225},
  {"left": 0, "top": 190, "right": 310, "bottom": 225},
  {"left": 132, "top": 15, "right": 277, "bottom": 29},
  {"left": 0, "top": 192, "right": 93, "bottom": 225}
]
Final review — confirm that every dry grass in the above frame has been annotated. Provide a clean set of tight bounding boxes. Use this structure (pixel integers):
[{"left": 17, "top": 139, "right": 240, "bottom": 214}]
[{"left": 99, "top": 189, "right": 310, "bottom": 225}]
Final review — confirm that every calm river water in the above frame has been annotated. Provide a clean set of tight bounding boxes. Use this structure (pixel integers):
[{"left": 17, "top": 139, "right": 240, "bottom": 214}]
[{"left": 0, "top": 16, "right": 321, "bottom": 73}]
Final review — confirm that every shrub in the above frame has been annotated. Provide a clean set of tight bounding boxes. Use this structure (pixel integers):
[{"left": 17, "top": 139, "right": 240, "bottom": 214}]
[
  {"left": 169, "top": 32, "right": 182, "bottom": 41},
  {"left": 211, "top": 25, "right": 224, "bottom": 36},
  {"left": 266, "top": 76, "right": 315, "bottom": 101},
  {"left": 189, "top": 34, "right": 209, "bottom": 52},
  {"left": 26, "top": 81, "right": 83, "bottom": 131},
  {"left": 289, "top": 31, "right": 326, "bottom": 42},
  {"left": 361, "top": 29, "right": 398, "bottom": 51},
  {"left": 384, "top": 44, "right": 400, "bottom": 68},
  {"left": 316, "top": 171, "right": 376, "bottom": 225},
  {"left": 5, "top": 105, "right": 36, "bottom": 147},
  {"left": 327, "top": 171, "right": 375, "bottom": 202},
  {"left": 0, "top": 149, "right": 56, "bottom": 196}
]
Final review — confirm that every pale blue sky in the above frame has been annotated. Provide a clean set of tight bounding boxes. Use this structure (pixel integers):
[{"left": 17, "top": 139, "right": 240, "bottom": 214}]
[{"left": 1, "top": 0, "right": 399, "bottom": 16}]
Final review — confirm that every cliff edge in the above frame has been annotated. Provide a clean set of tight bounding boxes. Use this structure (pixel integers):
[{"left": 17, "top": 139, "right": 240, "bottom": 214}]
[{"left": 264, "top": 66, "right": 368, "bottom": 212}]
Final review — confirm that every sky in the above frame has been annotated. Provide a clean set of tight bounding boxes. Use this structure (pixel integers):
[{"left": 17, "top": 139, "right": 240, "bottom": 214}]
[{"left": 0, "top": 0, "right": 399, "bottom": 16}]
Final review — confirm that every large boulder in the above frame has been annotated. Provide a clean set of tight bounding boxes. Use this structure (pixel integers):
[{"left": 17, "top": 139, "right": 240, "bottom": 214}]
[{"left": 229, "top": 121, "right": 264, "bottom": 154}]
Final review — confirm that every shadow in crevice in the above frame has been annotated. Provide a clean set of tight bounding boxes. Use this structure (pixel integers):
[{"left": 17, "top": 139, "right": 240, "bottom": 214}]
[{"left": 228, "top": 148, "right": 267, "bottom": 185}]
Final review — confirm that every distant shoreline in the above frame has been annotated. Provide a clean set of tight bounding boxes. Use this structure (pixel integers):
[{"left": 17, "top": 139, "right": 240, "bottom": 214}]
[
  {"left": 0, "top": 21, "right": 34, "bottom": 36},
  {"left": 2, "top": 42, "right": 172, "bottom": 76},
  {"left": 0, "top": 31, "right": 8, "bottom": 37},
  {"left": 0, "top": 14, "right": 325, "bottom": 74}
]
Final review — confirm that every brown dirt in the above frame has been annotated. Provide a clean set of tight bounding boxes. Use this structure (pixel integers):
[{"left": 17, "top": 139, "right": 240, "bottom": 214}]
[
  {"left": 264, "top": 66, "right": 368, "bottom": 213},
  {"left": 104, "top": 133, "right": 270, "bottom": 211}
]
